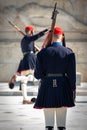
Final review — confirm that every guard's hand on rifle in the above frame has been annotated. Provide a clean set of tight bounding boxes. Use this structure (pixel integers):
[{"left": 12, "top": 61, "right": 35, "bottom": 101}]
[
  {"left": 42, "top": 29, "right": 49, "bottom": 34},
  {"left": 41, "top": 28, "right": 52, "bottom": 49}
]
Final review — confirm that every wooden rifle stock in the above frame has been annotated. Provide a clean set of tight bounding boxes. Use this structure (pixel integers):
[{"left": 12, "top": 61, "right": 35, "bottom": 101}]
[
  {"left": 8, "top": 20, "right": 40, "bottom": 51},
  {"left": 42, "top": 2, "right": 59, "bottom": 48},
  {"left": 8, "top": 20, "right": 25, "bottom": 36}
]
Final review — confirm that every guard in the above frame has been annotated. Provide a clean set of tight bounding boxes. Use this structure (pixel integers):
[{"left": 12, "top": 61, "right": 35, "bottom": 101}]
[
  {"left": 9, "top": 25, "right": 48, "bottom": 104},
  {"left": 34, "top": 26, "right": 76, "bottom": 130}
]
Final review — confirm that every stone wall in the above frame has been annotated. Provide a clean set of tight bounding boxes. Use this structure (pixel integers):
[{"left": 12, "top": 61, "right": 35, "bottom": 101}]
[
  {"left": 0, "top": 42, "right": 22, "bottom": 82},
  {"left": 0, "top": 0, "right": 87, "bottom": 82}
]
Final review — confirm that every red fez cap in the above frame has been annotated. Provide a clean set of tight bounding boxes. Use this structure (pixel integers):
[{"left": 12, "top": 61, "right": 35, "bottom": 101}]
[
  {"left": 53, "top": 27, "right": 63, "bottom": 35},
  {"left": 25, "top": 26, "right": 34, "bottom": 31}
]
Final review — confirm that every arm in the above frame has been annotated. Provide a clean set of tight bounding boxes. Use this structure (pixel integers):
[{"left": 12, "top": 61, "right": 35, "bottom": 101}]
[
  {"left": 67, "top": 53, "right": 76, "bottom": 90},
  {"left": 27, "top": 29, "right": 48, "bottom": 42},
  {"left": 67, "top": 53, "right": 76, "bottom": 101},
  {"left": 8, "top": 20, "right": 41, "bottom": 51},
  {"left": 34, "top": 52, "right": 44, "bottom": 79}
]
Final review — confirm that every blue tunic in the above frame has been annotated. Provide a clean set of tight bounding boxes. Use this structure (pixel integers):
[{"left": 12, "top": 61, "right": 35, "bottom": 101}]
[
  {"left": 34, "top": 43, "right": 76, "bottom": 108},
  {"left": 17, "top": 31, "right": 46, "bottom": 73}
]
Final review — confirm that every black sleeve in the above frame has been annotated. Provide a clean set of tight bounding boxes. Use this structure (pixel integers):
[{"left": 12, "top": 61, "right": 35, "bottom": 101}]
[
  {"left": 34, "top": 52, "right": 44, "bottom": 79},
  {"left": 27, "top": 29, "right": 48, "bottom": 41},
  {"left": 66, "top": 53, "right": 76, "bottom": 90}
]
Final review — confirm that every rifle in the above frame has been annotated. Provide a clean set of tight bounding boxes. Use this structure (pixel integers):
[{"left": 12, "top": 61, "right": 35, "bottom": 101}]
[
  {"left": 42, "top": 2, "right": 58, "bottom": 48},
  {"left": 8, "top": 20, "right": 40, "bottom": 51}
]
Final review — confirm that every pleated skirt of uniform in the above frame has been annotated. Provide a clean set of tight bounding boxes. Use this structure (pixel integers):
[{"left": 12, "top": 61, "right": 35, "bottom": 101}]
[
  {"left": 34, "top": 77, "right": 75, "bottom": 109},
  {"left": 17, "top": 53, "right": 36, "bottom": 73}
]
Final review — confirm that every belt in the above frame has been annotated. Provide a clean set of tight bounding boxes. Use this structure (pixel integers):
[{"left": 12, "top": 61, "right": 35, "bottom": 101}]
[
  {"left": 46, "top": 73, "right": 65, "bottom": 77},
  {"left": 23, "top": 51, "right": 33, "bottom": 55}
]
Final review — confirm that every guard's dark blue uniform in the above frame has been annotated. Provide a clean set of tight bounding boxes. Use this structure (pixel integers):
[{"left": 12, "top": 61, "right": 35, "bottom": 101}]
[
  {"left": 17, "top": 30, "right": 47, "bottom": 73},
  {"left": 34, "top": 43, "right": 76, "bottom": 108}
]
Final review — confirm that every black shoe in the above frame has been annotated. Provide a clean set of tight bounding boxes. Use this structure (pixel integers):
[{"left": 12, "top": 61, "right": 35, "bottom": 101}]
[
  {"left": 23, "top": 100, "right": 34, "bottom": 104},
  {"left": 58, "top": 127, "right": 66, "bottom": 130},
  {"left": 9, "top": 82, "right": 14, "bottom": 89},
  {"left": 31, "top": 97, "right": 36, "bottom": 103},
  {"left": 9, "top": 75, "right": 16, "bottom": 89},
  {"left": 46, "top": 126, "right": 53, "bottom": 130}
]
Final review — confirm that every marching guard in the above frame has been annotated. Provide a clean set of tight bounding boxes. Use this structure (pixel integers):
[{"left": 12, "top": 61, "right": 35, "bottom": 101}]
[{"left": 9, "top": 25, "right": 48, "bottom": 104}]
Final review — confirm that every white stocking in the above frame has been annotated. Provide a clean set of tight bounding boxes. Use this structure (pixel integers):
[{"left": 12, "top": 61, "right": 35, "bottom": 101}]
[{"left": 21, "top": 81, "right": 28, "bottom": 100}]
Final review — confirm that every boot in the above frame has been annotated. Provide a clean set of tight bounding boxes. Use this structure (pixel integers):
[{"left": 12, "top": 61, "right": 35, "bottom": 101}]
[
  {"left": 9, "top": 75, "right": 16, "bottom": 89},
  {"left": 46, "top": 126, "right": 53, "bottom": 130},
  {"left": 23, "top": 98, "right": 36, "bottom": 104},
  {"left": 23, "top": 100, "right": 34, "bottom": 104},
  {"left": 58, "top": 127, "right": 66, "bottom": 130},
  {"left": 31, "top": 97, "right": 36, "bottom": 103}
]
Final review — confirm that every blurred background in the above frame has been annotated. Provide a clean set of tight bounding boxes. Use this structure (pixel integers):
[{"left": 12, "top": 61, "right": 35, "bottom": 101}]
[{"left": 0, "top": 0, "right": 87, "bottom": 82}]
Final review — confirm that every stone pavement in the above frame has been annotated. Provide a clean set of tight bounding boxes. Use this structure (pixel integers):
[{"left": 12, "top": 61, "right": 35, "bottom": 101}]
[
  {"left": 0, "top": 96, "right": 87, "bottom": 130},
  {"left": 0, "top": 83, "right": 87, "bottom": 130},
  {"left": 0, "top": 82, "right": 87, "bottom": 130}
]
